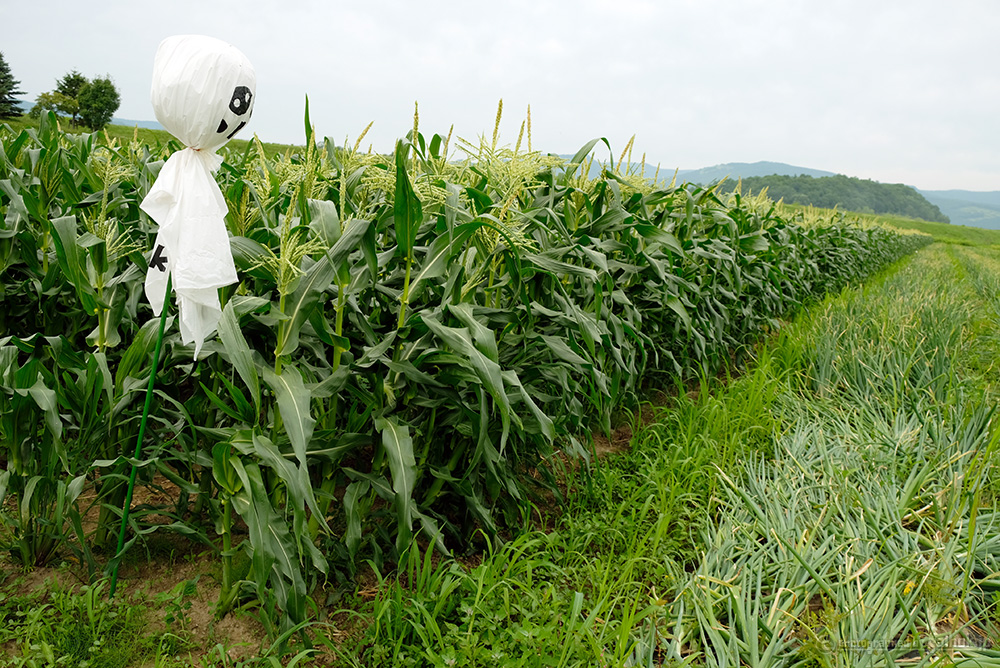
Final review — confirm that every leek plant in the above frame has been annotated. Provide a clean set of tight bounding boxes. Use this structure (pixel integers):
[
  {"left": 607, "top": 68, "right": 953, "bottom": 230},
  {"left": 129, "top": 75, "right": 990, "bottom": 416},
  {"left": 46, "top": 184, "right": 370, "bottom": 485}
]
[{"left": 347, "top": 244, "right": 1000, "bottom": 666}]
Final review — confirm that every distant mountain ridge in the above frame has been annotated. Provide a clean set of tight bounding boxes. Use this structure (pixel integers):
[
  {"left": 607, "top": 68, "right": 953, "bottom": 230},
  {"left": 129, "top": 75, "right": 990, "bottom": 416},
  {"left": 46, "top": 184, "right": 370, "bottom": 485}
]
[
  {"left": 676, "top": 161, "right": 836, "bottom": 184},
  {"left": 919, "top": 190, "right": 1000, "bottom": 208},
  {"left": 674, "top": 160, "right": 1000, "bottom": 230},
  {"left": 918, "top": 190, "right": 1000, "bottom": 230},
  {"left": 112, "top": 118, "right": 164, "bottom": 130}
]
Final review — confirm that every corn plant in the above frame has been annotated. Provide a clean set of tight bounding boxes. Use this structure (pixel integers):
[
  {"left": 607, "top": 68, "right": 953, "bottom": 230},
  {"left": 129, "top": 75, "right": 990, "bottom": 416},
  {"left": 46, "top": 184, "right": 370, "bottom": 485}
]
[{"left": 0, "top": 106, "right": 932, "bottom": 637}]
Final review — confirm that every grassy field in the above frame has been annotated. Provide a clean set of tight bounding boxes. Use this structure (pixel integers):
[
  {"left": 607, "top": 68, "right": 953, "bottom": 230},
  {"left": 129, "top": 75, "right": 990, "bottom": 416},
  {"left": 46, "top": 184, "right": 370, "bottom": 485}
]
[
  {"left": 781, "top": 203, "right": 1000, "bottom": 246},
  {"left": 1, "top": 113, "right": 996, "bottom": 666},
  {"left": 879, "top": 214, "right": 1000, "bottom": 246}
]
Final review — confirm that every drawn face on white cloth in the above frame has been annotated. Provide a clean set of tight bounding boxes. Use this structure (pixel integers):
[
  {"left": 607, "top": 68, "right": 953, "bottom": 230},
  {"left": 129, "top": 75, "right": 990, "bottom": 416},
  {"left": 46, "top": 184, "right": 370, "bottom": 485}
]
[{"left": 150, "top": 35, "right": 256, "bottom": 152}]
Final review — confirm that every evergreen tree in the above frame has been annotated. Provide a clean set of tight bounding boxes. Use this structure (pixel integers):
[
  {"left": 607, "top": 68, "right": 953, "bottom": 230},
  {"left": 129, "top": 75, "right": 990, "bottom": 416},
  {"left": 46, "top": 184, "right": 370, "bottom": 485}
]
[
  {"left": 56, "top": 70, "right": 87, "bottom": 99},
  {"left": 55, "top": 70, "right": 87, "bottom": 124},
  {"left": 0, "top": 51, "right": 25, "bottom": 120}
]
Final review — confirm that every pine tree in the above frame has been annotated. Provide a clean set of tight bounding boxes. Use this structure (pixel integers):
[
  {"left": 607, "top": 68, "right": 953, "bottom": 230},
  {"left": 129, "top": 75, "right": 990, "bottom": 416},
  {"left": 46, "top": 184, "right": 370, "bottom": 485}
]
[
  {"left": 0, "top": 51, "right": 25, "bottom": 120},
  {"left": 55, "top": 70, "right": 87, "bottom": 124}
]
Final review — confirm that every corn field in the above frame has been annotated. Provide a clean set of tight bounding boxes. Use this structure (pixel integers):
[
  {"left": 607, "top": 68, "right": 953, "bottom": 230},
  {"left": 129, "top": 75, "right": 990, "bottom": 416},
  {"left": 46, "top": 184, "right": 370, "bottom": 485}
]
[{"left": 0, "top": 108, "right": 931, "bottom": 634}]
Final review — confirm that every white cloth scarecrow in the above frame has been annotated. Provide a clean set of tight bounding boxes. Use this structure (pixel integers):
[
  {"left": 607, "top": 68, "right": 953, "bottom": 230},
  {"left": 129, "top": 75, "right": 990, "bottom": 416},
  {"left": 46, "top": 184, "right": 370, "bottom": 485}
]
[{"left": 140, "top": 35, "right": 256, "bottom": 357}]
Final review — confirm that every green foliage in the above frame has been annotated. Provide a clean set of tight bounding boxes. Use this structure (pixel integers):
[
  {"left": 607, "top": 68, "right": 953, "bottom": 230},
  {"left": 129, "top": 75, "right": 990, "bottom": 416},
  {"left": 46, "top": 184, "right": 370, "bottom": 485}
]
[
  {"left": 154, "top": 577, "right": 200, "bottom": 633},
  {"left": 342, "top": 244, "right": 1000, "bottom": 666},
  {"left": 56, "top": 70, "right": 88, "bottom": 100},
  {"left": 28, "top": 91, "right": 78, "bottom": 121},
  {"left": 0, "top": 107, "right": 931, "bottom": 639},
  {"left": 0, "top": 52, "right": 24, "bottom": 120},
  {"left": 666, "top": 244, "right": 1000, "bottom": 666},
  {"left": 349, "top": 538, "right": 616, "bottom": 667},
  {"left": 31, "top": 71, "right": 121, "bottom": 130},
  {"left": 781, "top": 203, "right": 1000, "bottom": 246},
  {"left": 722, "top": 173, "right": 950, "bottom": 223},
  {"left": 78, "top": 77, "right": 121, "bottom": 131},
  {"left": 44, "top": 70, "right": 88, "bottom": 126}
]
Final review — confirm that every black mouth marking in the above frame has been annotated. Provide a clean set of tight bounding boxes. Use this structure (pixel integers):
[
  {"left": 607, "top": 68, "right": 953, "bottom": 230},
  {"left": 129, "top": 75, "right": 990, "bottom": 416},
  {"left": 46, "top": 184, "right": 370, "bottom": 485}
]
[
  {"left": 217, "top": 119, "right": 228, "bottom": 134},
  {"left": 226, "top": 120, "right": 247, "bottom": 140}
]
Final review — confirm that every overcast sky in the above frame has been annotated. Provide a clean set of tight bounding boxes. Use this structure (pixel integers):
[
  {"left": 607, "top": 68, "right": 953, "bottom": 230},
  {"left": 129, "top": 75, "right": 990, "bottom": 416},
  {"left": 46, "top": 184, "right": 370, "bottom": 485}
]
[{"left": 5, "top": 0, "right": 999, "bottom": 191}]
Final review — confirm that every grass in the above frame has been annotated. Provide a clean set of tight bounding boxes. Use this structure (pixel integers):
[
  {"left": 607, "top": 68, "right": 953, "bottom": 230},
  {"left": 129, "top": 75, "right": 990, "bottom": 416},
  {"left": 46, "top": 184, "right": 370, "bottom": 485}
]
[
  {"left": 0, "top": 568, "right": 322, "bottom": 667},
  {"left": 878, "top": 214, "right": 1000, "bottom": 246},
  {"left": 0, "top": 578, "right": 183, "bottom": 667},
  {"left": 948, "top": 245, "right": 1000, "bottom": 404}
]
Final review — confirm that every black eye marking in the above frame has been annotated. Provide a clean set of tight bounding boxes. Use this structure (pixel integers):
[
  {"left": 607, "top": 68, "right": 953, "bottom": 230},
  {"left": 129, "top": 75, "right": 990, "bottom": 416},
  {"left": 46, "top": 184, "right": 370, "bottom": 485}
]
[{"left": 229, "top": 86, "right": 253, "bottom": 116}]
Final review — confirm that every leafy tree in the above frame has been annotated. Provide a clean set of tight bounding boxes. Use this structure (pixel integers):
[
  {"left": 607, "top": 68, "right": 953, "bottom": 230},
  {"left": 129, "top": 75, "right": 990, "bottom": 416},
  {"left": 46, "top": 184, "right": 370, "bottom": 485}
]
[
  {"left": 29, "top": 91, "right": 78, "bottom": 121},
  {"left": 0, "top": 51, "right": 25, "bottom": 120},
  {"left": 30, "top": 70, "right": 121, "bottom": 129},
  {"left": 77, "top": 76, "right": 120, "bottom": 130},
  {"left": 32, "top": 70, "right": 88, "bottom": 124}
]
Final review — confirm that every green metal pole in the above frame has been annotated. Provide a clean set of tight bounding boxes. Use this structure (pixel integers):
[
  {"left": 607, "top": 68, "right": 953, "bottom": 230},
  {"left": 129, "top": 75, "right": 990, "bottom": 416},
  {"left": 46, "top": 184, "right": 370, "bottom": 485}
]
[{"left": 108, "top": 273, "right": 172, "bottom": 599}]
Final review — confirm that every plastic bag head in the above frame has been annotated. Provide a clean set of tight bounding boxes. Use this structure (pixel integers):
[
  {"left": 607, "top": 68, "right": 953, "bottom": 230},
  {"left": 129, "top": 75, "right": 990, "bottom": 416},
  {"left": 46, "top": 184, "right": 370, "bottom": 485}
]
[{"left": 151, "top": 35, "right": 256, "bottom": 152}]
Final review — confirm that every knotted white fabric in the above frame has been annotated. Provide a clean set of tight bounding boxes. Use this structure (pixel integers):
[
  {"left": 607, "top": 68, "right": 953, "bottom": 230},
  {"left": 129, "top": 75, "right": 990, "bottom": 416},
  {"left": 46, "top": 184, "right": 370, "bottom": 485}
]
[{"left": 140, "top": 35, "right": 256, "bottom": 357}]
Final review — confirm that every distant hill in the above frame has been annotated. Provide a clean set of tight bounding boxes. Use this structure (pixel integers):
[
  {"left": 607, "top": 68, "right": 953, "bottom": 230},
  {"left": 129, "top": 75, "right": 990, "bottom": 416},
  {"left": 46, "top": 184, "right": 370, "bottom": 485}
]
[
  {"left": 112, "top": 117, "right": 164, "bottom": 131},
  {"left": 677, "top": 161, "right": 836, "bottom": 184},
  {"left": 674, "top": 161, "right": 1000, "bottom": 229},
  {"left": 919, "top": 190, "right": 1000, "bottom": 230},
  {"left": 922, "top": 190, "right": 1000, "bottom": 208},
  {"left": 575, "top": 156, "right": 1000, "bottom": 229},
  {"left": 554, "top": 156, "right": 836, "bottom": 184},
  {"left": 716, "top": 174, "right": 949, "bottom": 223}
]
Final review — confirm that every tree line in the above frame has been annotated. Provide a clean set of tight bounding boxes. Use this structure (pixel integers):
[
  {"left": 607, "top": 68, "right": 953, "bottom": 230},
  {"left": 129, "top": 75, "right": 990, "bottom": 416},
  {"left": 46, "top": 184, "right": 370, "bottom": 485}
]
[
  {"left": 716, "top": 174, "right": 950, "bottom": 223},
  {"left": 0, "top": 52, "right": 120, "bottom": 130}
]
